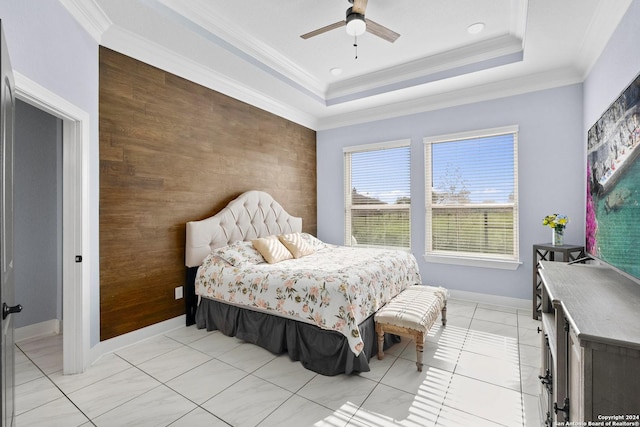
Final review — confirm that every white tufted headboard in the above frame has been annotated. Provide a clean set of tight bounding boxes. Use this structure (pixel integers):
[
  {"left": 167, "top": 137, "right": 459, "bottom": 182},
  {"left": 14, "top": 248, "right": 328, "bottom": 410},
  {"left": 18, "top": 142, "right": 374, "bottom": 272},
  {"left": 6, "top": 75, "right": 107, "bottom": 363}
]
[{"left": 185, "top": 191, "right": 303, "bottom": 267}]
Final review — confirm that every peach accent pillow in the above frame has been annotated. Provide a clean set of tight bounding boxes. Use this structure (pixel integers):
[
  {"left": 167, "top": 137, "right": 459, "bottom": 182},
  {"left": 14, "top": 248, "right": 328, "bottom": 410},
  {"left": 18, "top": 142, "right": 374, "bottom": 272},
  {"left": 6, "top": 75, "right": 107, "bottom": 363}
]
[
  {"left": 252, "top": 236, "right": 293, "bottom": 264},
  {"left": 278, "top": 232, "right": 315, "bottom": 259}
]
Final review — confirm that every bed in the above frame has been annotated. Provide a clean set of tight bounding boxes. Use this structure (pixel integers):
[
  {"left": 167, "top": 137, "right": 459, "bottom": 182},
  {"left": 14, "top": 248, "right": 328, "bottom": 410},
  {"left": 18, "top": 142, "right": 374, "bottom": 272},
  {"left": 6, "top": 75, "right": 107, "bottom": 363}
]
[{"left": 185, "top": 190, "right": 422, "bottom": 375}]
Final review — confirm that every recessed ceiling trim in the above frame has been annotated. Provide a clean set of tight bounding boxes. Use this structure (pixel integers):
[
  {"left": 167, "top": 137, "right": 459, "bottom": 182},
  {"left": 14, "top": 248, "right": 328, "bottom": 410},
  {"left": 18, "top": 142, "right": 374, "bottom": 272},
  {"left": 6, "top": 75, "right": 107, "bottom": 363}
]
[
  {"left": 326, "top": 34, "right": 524, "bottom": 100},
  {"left": 327, "top": 49, "right": 523, "bottom": 106},
  {"left": 509, "top": 0, "right": 529, "bottom": 41},
  {"left": 318, "top": 67, "right": 583, "bottom": 131},
  {"left": 62, "top": 0, "right": 632, "bottom": 134},
  {"left": 102, "top": 25, "right": 318, "bottom": 130}
]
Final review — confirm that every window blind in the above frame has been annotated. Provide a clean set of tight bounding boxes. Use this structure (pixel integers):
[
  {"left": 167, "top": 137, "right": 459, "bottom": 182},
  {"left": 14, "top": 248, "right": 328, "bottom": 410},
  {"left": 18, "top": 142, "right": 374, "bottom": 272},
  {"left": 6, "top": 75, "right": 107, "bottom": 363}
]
[
  {"left": 344, "top": 140, "right": 411, "bottom": 249},
  {"left": 424, "top": 126, "right": 519, "bottom": 261}
]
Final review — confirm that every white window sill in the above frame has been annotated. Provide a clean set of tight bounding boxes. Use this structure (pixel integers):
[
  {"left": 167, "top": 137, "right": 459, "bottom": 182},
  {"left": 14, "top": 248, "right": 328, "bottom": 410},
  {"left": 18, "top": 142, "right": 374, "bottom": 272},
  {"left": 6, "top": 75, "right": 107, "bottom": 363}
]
[{"left": 423, "top": 253, "right": 521, "bottom": 270}]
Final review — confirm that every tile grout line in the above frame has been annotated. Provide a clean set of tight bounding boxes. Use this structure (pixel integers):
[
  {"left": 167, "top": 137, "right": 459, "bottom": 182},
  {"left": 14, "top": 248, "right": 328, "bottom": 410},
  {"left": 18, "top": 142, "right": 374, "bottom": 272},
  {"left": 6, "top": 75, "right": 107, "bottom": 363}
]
[
  {"left": 517, "top": 314, "right": 526, "bottom": 426},
  {"left": 516, "top": 313, "right": 542, "bottom": 427},
  {"left": 342, "top": 356, "right": 400, "bottom": 426},
  {"left": 144, "top": 345, "right": 248, "bottom": 427},
  {"left": 15, "top": 344, "right": 96, "bottom": 426},
  {"left": 438, "top": 304, "right": 527, "bottom": 427},
  {"left": 77, "top": 351, "right": 229, "bottom": 426},
  {"left": 16, "top": 306, "right": 540, "bottom": 426},
  {"left": 433, "top": 304, "right": 476, "bottom": 425}
]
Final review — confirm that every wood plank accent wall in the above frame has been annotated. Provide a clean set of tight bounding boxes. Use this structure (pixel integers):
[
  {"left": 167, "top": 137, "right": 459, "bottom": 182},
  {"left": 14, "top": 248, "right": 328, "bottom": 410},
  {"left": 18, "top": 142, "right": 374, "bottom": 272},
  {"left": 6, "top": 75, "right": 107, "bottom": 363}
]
[{"left": 99, "top": 47, "right": 317, "bottom": 341}]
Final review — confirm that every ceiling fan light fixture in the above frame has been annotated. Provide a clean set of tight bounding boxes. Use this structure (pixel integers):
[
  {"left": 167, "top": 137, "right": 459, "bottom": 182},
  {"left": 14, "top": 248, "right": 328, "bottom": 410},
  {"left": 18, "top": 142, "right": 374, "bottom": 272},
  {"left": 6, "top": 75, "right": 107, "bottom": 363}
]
[{"left": 346, "top": 8, "right": 366, "bottom": 36}]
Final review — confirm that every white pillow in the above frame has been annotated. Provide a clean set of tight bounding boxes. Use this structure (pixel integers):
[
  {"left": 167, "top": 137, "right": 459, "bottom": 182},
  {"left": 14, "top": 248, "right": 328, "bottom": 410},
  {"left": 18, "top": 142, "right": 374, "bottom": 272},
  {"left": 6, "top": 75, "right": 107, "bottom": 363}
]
[{"left": 212, "top": 240, "right": 265, "bottom": 266}]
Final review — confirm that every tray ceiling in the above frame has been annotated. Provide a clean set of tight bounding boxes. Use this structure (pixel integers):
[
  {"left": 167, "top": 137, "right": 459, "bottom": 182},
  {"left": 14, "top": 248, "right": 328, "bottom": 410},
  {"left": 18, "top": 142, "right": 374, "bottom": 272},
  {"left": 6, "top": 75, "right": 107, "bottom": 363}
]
[{"left": 61, "top": 0, "right": 632, "bottom": 129}]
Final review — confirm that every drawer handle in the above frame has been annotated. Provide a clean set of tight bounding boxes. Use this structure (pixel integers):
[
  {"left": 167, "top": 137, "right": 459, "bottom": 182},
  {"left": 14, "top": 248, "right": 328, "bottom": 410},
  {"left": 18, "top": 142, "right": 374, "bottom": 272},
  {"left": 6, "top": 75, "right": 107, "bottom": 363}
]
[
  {"left": 553, "top": 397, "right": 570, "bottom": 421},
  {"left": 544, "top": 412, "right": 553, "bottom": 426},
  {"left": 538, "top": 369, "right": 552, "bottom": 385}
]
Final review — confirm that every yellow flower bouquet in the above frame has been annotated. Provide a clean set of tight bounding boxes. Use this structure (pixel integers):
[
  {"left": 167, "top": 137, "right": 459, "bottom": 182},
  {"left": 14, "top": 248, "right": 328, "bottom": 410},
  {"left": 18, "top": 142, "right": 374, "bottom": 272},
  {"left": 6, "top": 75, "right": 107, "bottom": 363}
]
[
  {"left": 543, "top": 214, "right": 569, "bottom": 245},
  {"left": 542, "top": 214, "right": 569, "bottom": 231}
]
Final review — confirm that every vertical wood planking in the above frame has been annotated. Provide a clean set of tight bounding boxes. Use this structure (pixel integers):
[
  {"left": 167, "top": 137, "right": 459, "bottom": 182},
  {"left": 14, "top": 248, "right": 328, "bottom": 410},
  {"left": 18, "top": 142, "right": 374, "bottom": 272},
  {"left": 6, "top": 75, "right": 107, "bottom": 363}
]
[{"left": 99, "top": 47, "right": 317, "bottom": 340}]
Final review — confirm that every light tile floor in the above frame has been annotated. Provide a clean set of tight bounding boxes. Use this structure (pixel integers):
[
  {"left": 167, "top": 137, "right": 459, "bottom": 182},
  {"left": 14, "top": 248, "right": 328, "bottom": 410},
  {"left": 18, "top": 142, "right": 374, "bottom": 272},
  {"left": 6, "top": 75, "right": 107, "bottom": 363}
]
[{"left": 15, "top": 299, "right": 542, "bottom": 426}]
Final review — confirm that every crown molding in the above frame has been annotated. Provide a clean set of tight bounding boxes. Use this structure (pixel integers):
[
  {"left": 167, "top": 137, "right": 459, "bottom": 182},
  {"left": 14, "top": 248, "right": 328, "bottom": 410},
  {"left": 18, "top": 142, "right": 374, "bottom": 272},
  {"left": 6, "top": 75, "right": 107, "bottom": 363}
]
[
  {"left": 509, "top": 0, "right": 528, "bottom": 40},
  {"left": 575, "top": 0, "right": 633, "bottom": 78},
  {"left": 101, "top": 25, "right": 318, "bottom": 130},
  {"left": 317, "top": 67, "right": 583, "bottom": 131},
  {"left": 153, "top": 0, "right": 326, "bottom": 100},
  {"left": 98, "top": 23, "right": 580, "bottom": 133},
  {"left": 58, "top": 0, "right": 111, "bottom": 42},
  {"left": 325, "top": 0, "right": 528, "bottom": 101},
  {"left": 326, "top": 34, "right": 524, "bottom": 102},
  {"left": 145, "top": 0, "right": 529, "bottom": 105}
]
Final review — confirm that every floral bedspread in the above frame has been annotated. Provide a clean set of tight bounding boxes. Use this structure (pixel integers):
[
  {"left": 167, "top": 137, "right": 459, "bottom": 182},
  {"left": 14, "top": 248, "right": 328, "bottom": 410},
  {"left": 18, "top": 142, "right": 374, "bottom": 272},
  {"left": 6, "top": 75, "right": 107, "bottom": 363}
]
[{"left": 195, "top": 235, "right": 422, "bottom": 356}]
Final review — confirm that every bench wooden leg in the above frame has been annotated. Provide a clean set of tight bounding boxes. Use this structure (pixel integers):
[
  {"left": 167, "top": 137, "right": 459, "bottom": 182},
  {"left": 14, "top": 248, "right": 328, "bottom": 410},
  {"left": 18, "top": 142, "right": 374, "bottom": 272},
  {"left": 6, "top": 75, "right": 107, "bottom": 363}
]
[
  {"left": 415, "top": 332, "right": 424, "bottom": 372},
  {"left": 376, "top": 323, "right": 385, "bottom": 360},
  {"left": 442, "top": 302, "right": 447, "bottom": 326}
]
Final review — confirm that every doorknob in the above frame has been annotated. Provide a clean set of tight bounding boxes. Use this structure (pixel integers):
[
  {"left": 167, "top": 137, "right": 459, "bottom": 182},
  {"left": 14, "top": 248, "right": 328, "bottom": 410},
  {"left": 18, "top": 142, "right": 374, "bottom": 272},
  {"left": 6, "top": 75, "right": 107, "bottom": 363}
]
[{"left": 2, "top": 302, "right": 22, "bottom": 320}]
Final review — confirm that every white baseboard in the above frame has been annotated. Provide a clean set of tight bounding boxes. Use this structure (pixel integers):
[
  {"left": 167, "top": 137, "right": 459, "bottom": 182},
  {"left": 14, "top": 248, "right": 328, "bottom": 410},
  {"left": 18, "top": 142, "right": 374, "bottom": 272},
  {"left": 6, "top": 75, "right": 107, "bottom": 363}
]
[
  {"left": 448, "top": 289, "right": 530, "bottom": 311},
  {"left": 15, "top": 319, "right": 61, "bottom": 343},
  {"left": 88, "top": 315, "right": 186, "bottom": 366}
]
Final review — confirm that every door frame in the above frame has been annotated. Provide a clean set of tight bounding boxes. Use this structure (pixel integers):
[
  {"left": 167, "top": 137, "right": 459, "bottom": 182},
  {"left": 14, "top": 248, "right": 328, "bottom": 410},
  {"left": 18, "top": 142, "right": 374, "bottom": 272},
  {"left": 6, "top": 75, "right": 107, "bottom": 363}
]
[{"left": 14, "top": 72, "right": 89, "bottom": 374}]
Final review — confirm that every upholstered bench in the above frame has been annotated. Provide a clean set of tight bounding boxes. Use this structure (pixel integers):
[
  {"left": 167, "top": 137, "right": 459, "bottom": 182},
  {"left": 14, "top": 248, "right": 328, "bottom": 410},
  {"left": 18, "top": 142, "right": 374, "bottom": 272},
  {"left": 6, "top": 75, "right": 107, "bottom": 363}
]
[{"left": 375, "top": 285, "right": 448, "bottom": 372}]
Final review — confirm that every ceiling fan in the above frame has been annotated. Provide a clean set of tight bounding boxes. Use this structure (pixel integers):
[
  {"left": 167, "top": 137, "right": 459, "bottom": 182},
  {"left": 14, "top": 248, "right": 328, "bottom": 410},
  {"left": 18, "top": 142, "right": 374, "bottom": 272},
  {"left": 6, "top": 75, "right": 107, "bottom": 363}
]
[{"left": 300, "top": 0, "right": 400, "bottom": 43}]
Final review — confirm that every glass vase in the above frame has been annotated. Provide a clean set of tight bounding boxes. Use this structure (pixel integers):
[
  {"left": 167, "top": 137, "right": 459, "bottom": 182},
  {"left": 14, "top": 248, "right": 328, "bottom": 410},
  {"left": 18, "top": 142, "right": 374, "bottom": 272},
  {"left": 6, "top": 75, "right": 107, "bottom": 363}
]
[{"left": 552, "top": 228, "right": 564, "bottom": 246}]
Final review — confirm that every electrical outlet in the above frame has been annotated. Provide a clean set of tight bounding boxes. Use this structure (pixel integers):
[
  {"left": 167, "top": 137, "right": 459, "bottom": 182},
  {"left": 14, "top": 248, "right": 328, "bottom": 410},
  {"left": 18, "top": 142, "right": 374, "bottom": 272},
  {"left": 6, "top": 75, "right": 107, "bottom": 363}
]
[{"left": 174, "top": 286, "right": 183, "bottom": 300}]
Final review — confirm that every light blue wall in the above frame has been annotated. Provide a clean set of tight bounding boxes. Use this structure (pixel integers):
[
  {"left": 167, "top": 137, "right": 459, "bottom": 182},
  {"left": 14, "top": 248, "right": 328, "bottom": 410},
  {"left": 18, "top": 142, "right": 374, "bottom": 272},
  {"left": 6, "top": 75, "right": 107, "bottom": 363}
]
[
  {"left": 0, "top": 1, "right": 100, "bottom": 345},
  {"left": 14, "top": 100, "right": 62, "bottom": 329},
  {"left": 584, "top": 0, "right": 640, "bottom": 131},
  {"left": 318, "top": 84, "right": 585, "bottom": 300}
]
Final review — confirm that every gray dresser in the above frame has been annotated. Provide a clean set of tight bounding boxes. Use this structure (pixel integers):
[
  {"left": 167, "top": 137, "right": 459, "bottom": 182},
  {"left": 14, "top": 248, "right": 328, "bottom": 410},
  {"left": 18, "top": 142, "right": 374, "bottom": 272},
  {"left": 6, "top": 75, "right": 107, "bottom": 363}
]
[{"left": 538, "top": 261, "right": 640, "bottom": 424}]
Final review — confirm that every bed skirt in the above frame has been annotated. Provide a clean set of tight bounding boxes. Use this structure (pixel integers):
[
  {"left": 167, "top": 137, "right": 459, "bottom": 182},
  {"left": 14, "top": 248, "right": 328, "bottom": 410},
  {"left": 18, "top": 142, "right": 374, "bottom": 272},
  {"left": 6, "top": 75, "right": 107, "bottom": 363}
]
[{"left": 195, "top": 297, "right": 398, "bottom": 376}]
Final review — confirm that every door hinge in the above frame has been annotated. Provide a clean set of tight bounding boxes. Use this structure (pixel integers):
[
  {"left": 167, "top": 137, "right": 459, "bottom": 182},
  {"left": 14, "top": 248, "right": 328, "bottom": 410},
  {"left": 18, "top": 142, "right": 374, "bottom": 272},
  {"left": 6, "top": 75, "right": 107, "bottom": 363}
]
[{"left": 75, "top": 255, "right": 82, "bottom": 263}]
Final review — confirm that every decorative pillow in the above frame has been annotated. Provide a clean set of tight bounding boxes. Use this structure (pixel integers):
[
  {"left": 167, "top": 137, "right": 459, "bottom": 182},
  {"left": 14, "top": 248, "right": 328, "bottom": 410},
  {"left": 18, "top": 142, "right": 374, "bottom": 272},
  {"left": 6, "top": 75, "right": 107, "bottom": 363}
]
[
  {"left": 252, "top": 236, "right": 293, "bottom": 264},
  {"left": 299, "top": 233, "right": 326, "bottom": 251},
  {"left": 212, "top": 240, "right": 265, "bottom": 266},
  {"left": 278, "top": 232, "right": 315, "bottom": 258}
]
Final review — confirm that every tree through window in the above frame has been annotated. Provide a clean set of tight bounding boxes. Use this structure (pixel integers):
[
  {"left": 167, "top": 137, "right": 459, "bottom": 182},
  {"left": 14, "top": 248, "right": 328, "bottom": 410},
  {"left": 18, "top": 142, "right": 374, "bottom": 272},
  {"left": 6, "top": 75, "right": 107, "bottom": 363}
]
[{"left": 424, "top": 126, "right": 519, "bottom": 267}]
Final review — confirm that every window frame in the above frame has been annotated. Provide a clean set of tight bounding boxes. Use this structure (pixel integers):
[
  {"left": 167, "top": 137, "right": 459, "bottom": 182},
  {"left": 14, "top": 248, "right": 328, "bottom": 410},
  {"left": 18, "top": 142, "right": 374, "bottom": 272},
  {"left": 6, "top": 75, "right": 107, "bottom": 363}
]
[
  {"left": 344, "top": 139, "right": 411, "bottom": 250},
  {"left": 423, "top": 126, "right": 520, "bottom": 270}
]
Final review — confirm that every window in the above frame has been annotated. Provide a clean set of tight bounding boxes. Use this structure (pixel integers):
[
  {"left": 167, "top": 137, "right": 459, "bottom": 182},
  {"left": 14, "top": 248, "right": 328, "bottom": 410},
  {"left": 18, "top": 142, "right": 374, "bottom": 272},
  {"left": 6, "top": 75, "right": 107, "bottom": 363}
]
[
  {"left": 424, "top": 126, "right": 519, "bottom": 269},
  {"left": 344, "top": 140, "right": 411, "bottom": 249}
]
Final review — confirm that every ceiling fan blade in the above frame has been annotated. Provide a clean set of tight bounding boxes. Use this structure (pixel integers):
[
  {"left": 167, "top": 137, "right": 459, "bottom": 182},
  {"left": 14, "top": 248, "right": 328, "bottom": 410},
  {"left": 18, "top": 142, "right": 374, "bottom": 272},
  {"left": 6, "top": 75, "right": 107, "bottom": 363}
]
[
  {"left": 300, "top": 21, "right": 345, "bottom": 39},
  {"left": 352, "top": 0, "right": 368, "bottom": 15},
  {"left": 365, "top": 19, "right": 400, "bottom": 43}
]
